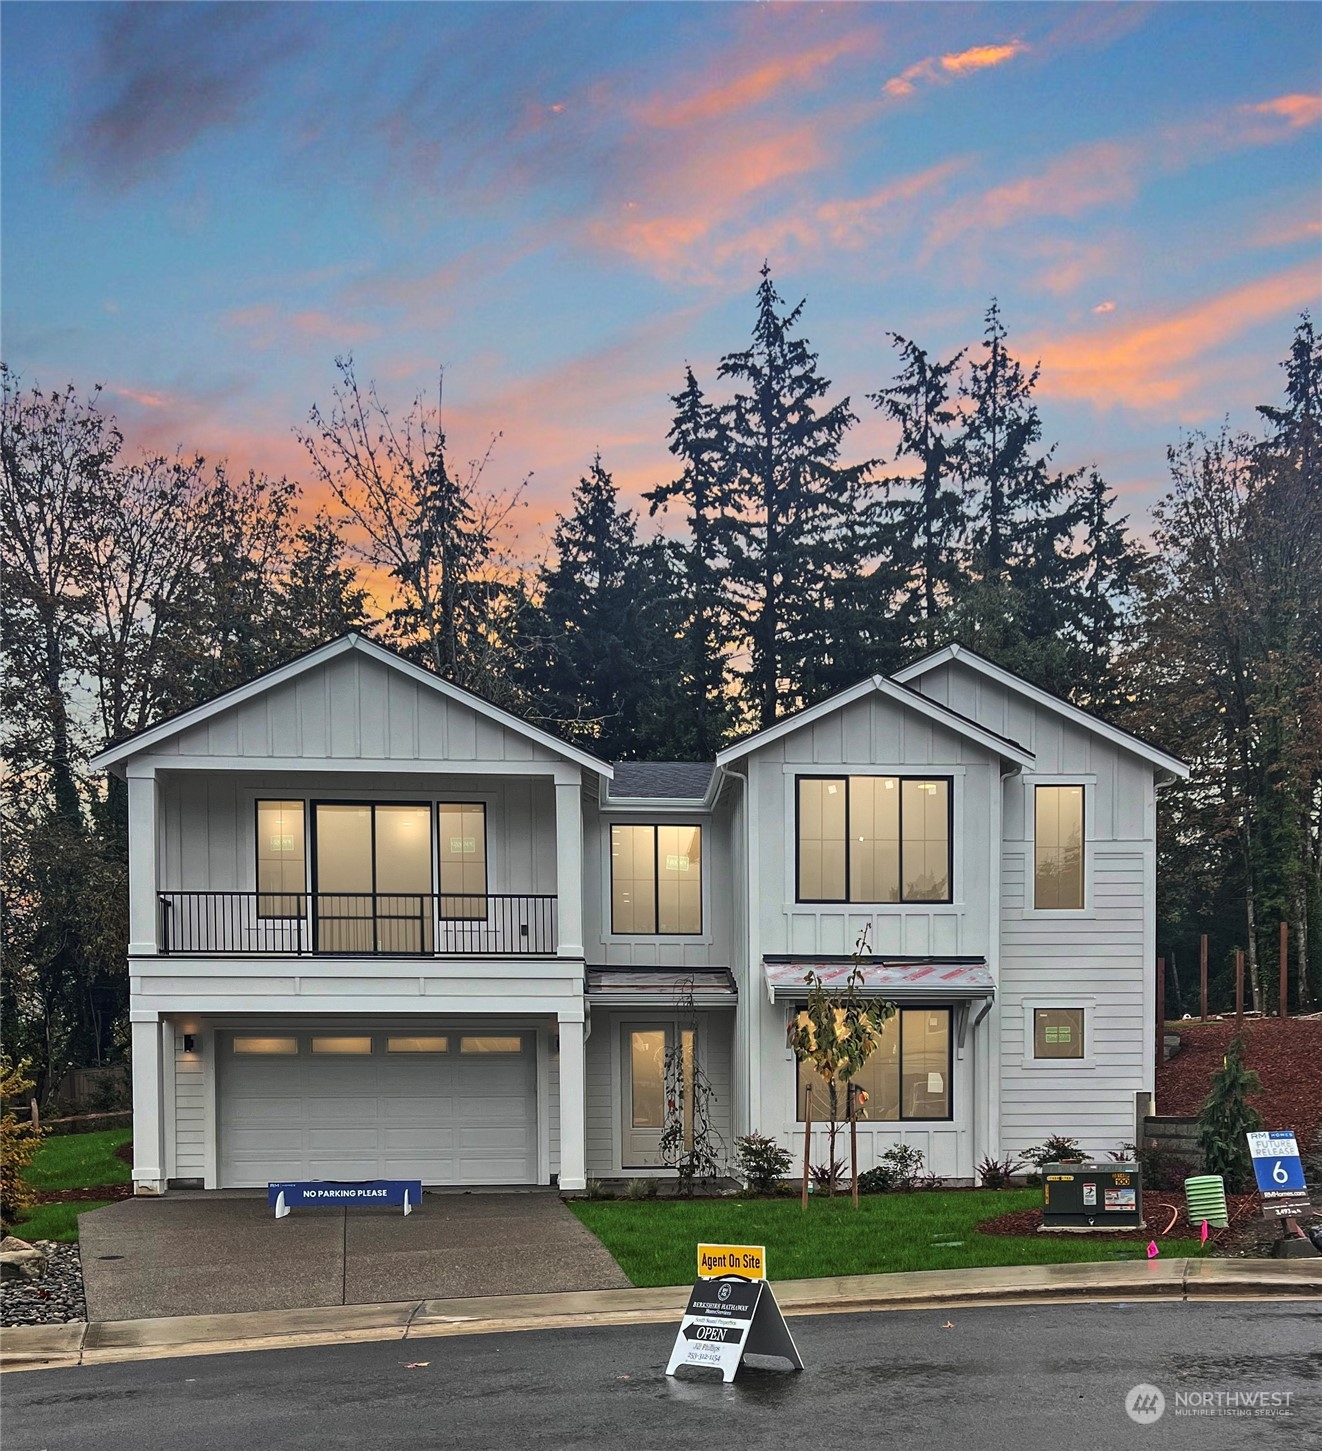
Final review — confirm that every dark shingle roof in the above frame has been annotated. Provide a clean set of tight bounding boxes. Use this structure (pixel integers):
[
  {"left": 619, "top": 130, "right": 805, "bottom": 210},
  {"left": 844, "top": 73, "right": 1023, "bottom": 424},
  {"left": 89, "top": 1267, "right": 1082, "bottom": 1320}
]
[{"left": 607, "top": 761, "right": 714, "bottom": 800}]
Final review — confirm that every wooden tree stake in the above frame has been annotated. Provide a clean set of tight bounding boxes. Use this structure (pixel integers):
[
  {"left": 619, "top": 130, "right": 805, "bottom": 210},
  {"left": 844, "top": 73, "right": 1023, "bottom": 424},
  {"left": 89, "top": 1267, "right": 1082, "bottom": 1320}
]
[
  {"left": 1235, "top": 949, "right": 1244, "bottom": 1029},
  {"left": 1200, "top": 933, "right": 1209, "bottom": 1021},
  {"left": 801, "top": 1084, "right": 812, "bottom": 1211},
  {"left": 849, "top": 1083, "right": 859, "bottom": 1209}
]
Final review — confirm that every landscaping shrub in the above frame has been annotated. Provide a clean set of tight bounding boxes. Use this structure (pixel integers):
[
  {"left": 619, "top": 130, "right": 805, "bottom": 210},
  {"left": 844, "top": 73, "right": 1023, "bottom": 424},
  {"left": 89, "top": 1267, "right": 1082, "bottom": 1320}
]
[
  {"left": 977, "top": 1154, "right": 1022, "bottom": 1189},
  {"left": 1197, "top": 1033, "right": 1263, "bottom": 1193},
  {"left": 1024, "top": 1135, "right": 1085, "bottom": 1169},
  {"left": 733, "top": 1133, "right": 793, "bottom": 1193},
  {"left": 809, "top": 1158, "right": 847, "bottom": 1194},
  {"left": 625, "top": 1177, "right": 659, "bottom": 1200},
  {"left": 584, "top": 1178, "right": 615, "bottom": 1200},
  {"left": 856, "top": 1145, "right": 928, "bottom": 1194},
  {"left": 1117, "top": 1138, "right": 1196, "bottom": 1191},
  {"left": 1, "top": 1056, "right": 46, "bottom": 1229}
]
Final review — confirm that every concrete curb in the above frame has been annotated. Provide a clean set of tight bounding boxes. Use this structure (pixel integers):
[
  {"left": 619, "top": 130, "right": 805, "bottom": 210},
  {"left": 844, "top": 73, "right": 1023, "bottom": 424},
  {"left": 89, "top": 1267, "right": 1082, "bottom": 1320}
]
[{"left": 3, "top": 1258, "right": 1319, "bottom": 1372}]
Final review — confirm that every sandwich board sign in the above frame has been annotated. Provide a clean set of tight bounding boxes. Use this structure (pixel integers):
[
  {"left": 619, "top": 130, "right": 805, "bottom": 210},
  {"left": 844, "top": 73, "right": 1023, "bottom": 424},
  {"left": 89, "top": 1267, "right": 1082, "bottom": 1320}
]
[
  {"left": 665, "top": 1243, "right": 802, "bottom": 1383},
  {"left": 1247, "top": 1131, "right": 1310, "bottom": 1219}
]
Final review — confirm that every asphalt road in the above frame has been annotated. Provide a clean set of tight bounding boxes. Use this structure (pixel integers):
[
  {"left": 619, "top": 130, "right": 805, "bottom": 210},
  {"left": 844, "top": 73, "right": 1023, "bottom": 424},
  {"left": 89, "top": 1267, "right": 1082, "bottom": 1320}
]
[{"left": 5, "top": 1301, "right": 1320, "bottom": 1451}]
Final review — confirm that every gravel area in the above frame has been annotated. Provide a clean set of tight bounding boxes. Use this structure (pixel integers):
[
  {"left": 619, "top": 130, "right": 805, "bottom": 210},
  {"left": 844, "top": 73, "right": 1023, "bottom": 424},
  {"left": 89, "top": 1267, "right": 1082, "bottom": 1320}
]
[{"left": 1, "top": 1243, "right": 87, "bottom": 1327}]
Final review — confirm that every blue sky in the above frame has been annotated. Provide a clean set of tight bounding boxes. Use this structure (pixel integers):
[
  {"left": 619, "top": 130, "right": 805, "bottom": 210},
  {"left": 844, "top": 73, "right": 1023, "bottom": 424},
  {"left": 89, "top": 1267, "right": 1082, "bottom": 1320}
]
[{"left": 4, "top": 2, "right": 1319, "bottom": 539}]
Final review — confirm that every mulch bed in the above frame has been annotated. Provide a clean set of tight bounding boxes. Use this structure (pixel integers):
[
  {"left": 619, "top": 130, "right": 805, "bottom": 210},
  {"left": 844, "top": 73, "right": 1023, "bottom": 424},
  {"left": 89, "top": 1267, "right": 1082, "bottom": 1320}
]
[
  {"left": 32, "top": 1184, "right": 133, "bottom": 1205},
  {"left": 977, "top": 1189, "right": 1262, "bottom": 1244},
  {"left": 1155, "top": 1017, "right": 1322, "bottom": 1149}
]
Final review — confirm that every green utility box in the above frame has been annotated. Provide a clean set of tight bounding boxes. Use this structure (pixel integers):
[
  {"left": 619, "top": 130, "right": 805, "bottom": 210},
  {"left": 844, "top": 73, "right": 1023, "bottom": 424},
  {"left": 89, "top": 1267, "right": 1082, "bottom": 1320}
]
[{"left": 1041, "top": 1162, "right": 1143, "bottom": 1230}]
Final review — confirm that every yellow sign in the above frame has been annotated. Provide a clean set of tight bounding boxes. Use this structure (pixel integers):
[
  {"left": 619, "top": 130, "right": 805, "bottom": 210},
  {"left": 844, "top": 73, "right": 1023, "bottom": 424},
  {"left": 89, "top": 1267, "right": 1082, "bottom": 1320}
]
[{"left": 697, "top": 1243, "right": 766, "bottom": 1280}]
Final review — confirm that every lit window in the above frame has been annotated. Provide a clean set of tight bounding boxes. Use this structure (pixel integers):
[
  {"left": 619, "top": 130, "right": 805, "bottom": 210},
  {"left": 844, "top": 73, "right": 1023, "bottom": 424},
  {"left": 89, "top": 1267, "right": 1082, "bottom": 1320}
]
[
  {"left": 1033, "top": 1008, "right": 1085, "bottom": 1060},
  {"left": 797, "top": 778, "right": 950, "bottom": 903},
  {"left": 796, "top": 1007, "right": 951, "bottom": 1120},
  {"left": 387, "top": 1036, "right": 449, "bottom": 1053},
  {"left": 311, "top": 1036, "right": 373, "bottom": 1055},
  {"left": 610, "top": 824, "right": 702, "bottom": 934},
  {"left": 439, "top": 803, "right": 487, "bottom": 920},
  {"left": 257, "top": 801, "right": 305, "bottom": 918},
  {"left": 460, "top": 1036, "right": 522, "bottom": 1054},
  {"left": 233, "top": 1036, "right": 298, "bottom": 1055},
  {"left": 1035, "top": 786, "right": 1084, "bottom": 910}
]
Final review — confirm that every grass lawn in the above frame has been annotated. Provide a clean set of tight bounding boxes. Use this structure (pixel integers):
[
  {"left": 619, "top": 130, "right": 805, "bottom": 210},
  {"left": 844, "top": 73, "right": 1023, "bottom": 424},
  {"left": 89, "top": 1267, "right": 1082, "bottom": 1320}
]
[
  {"left": 21, "top": 1127, "right": 132, "bottom": 1193},
  {"left": 569, "top": 1190, "right": 1203, "bottom": 1286},
  {"left": 11, "top": 1201, "right": 113, "bottom": 1244}
]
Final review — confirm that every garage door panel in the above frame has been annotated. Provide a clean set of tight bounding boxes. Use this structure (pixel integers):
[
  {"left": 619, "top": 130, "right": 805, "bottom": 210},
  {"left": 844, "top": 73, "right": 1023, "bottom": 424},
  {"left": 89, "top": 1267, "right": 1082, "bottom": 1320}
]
[{"left": 219, "top": 1032, "right": 536, "bottom": 1187}]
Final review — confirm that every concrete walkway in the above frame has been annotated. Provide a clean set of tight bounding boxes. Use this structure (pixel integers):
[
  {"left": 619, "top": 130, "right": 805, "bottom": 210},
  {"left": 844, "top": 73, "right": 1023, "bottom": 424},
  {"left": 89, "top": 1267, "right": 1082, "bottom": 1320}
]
[
  {"left": 77, "top": 1191, "right": 628, "bottom": 1322},
  {"left": 5, "top": 1257, "right": 1319, "bottom": 1372}
]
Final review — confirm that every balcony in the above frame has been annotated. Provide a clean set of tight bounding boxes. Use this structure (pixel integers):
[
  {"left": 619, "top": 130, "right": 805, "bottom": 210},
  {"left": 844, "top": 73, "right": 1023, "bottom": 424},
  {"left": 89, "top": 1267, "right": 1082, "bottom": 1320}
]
[{"left": 158, "top": 892, "right": 558, "bottom": 957}]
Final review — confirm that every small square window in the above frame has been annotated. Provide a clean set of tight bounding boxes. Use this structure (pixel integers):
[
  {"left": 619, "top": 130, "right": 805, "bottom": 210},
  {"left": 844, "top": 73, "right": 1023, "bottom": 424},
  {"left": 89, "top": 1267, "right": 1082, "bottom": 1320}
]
[{"left": 1033, "top": 1008, "right": 1085, "bottom": 1060}]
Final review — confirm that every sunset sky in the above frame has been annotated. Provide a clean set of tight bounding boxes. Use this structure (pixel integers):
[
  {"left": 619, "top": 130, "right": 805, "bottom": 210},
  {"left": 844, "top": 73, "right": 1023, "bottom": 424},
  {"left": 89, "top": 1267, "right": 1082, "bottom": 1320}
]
[{"left": 4, "top": 2, "right": 1320, "bottom": 545}]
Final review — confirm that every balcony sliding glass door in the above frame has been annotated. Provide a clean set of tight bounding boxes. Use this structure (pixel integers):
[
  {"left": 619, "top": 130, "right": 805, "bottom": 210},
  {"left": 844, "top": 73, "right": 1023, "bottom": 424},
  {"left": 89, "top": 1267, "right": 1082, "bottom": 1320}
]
[{"left": 313, "top": 803, "right": 434, "bottom": 953}]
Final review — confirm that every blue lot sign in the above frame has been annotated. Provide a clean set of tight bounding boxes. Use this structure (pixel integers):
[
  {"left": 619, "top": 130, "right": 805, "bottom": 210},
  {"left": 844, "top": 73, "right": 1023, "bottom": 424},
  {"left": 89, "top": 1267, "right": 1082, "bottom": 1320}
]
[
  {"left": 1246, "top": 1131, "right": 1309, "bottom": 1218},
  {"left": 268, "top": 1179, "right": 423, "bottom": 1219}
]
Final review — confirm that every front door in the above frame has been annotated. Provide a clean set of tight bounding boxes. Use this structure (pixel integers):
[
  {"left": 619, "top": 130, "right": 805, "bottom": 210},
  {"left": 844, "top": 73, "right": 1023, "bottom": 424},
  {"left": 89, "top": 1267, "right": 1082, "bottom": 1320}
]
[{"left": 621, "top": 1022, "right": 695, "bottom": 1168}]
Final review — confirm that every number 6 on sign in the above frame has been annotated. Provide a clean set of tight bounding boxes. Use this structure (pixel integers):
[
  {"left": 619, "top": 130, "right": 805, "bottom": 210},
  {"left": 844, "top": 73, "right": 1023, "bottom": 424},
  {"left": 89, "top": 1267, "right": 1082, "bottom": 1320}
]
[{"left": 1273, "top": 1161, "right": 1290, "bottom": 1184}]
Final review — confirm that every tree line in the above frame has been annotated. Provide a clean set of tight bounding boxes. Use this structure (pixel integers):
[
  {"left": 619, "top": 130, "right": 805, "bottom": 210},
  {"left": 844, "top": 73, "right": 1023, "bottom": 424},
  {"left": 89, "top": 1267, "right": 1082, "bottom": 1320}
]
[{"left": 2, "top": 269, "right": 1318, "bottom": 1095}]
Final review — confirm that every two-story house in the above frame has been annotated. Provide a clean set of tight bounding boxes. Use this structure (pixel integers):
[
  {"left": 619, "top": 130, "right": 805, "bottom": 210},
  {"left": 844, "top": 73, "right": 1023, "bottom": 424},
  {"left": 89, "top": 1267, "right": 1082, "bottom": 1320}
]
[{"left": 90, "top": 633, "right": 1187, "bottom": 1194}]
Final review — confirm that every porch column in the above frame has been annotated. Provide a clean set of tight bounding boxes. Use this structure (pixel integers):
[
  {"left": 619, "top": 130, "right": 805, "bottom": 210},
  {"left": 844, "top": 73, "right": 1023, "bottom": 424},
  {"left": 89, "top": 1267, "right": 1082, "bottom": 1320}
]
[
  {"left": 126, "top": 765, "right": 160, "bottom": 955},
  {"left": 554, "top": 773, "right": 584, "bottom": 958},
  {"left": 557, "top": 1010, "right": 587, "bottom": 1191},
  {"left": 131, "top": 1012, "right": 166, "bottom": 1195}
]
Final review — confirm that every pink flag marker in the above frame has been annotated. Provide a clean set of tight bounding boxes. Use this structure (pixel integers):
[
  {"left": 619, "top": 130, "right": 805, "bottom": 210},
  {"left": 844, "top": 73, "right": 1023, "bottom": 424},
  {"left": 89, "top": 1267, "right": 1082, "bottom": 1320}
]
[
  {"left": 1200, "top": 1220, "right": 1209, "bottom": 1245},
  {"left": 1146, "top": 1240, "right": 1160, "bottom": 1259}
]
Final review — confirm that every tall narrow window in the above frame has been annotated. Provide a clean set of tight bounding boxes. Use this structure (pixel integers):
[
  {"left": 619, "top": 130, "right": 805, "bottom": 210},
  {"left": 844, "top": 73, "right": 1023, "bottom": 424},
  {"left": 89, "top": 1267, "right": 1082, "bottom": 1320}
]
[
  {"left": 257, "top": 800, "right": 305, "bottom": 918},
  {"left": 439, "top": 803, "right": 487, "bottom": 920},
  {"left": 611, "top": 825, "right": 702, "bottom": 934},
  {"left": 797, "top": 777, "right": 951, "bottom": 903},
  {"left": 1034, "top": 786, "right": 1084, "bottom": 910}
]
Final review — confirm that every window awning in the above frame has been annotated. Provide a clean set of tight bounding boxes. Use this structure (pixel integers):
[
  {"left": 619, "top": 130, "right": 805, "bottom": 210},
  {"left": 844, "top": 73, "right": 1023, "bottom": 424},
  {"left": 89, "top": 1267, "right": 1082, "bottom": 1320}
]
[
  {"left": 587, "top": 967, "right": 736, "bottom": 1007},
  {"left": 762, "top": 956, "right": 994, "bottom": 1005}
]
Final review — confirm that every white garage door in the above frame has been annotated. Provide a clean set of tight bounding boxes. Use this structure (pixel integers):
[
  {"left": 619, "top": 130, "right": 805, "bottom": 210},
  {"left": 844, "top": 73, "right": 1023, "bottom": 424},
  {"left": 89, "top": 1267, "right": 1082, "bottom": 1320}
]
[{"left": 218, "top": 1030, "right": 537, "bottom": 1187}]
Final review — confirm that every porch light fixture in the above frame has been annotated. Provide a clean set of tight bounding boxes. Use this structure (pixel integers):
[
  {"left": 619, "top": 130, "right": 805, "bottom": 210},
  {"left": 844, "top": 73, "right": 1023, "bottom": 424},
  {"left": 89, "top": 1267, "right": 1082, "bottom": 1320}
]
[{"left": 183, "top": 1033, "right": 196, "bottom": 1053}]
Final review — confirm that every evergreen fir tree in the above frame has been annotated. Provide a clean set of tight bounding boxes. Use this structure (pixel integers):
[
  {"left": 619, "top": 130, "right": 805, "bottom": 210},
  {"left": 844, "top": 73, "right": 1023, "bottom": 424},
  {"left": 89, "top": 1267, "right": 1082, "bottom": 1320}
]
[
  {"left": 869, "top": 334, "right": 967, "bottom": 656},
  {"left": 717, "top": 265, "right": 873, "bottom": 726},
  {"left": 954, "top": 300, "right": 1084, "bottom": 686},
  {"left": 1069, "top": 468, "right": 1139, "bottom": 715},
  {"left": 1196, "top": 1033, "right": 1263, "bottom": 1192},
  {"left": 521, "top": 455, "right": 658, "bottom": 760},
  {"left": 646, "top": 366, "right": 736, "bottom": 757}
]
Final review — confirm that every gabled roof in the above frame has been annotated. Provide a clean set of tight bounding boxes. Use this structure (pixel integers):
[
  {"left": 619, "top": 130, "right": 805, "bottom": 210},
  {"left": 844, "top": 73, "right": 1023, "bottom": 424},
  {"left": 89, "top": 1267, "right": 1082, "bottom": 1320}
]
[
  {"left": 88, "top": 632, "right": 613, "bottom": 777},
  {"left": 606, "top": 762, "right": 714, "bottom": 801},
  {"left": 893, "top": 644, "right": 1190, "bottom": 780},
  {"left": 714, "top": 675, "right": 1036, "bottom": 771}
]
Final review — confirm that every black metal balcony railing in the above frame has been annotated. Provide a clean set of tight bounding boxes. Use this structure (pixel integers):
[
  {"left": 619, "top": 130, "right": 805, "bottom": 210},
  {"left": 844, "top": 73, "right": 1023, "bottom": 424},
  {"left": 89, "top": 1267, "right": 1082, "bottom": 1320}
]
[{"left": 158, "top": 892, "right": 557, "bottom": 957}]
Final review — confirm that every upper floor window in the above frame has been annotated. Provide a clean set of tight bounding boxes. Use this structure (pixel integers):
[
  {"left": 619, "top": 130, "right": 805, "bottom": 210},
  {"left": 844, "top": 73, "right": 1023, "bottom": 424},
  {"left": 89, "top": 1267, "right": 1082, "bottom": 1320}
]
[
  {"left": 611, "top": 824, "right": 702, "bottom": 934},
  {"left": 796, "top": 777, "right": 951, "bottom": 903},
  {"left": 438, "top": 802, "right": 487, "bottom": 920},
  {"left": 257, "top": 800, "right": 305, "bottom": 918},
  {"left": 1034, "top": 786, "right": 1084, "bottom": 909}
]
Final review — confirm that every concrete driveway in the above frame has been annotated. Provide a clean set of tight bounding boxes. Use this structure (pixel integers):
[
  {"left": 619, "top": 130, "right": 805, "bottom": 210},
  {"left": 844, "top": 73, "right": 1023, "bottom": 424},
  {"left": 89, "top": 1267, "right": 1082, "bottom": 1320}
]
[{"left": 78, "top": 1191, "right": 629, "bottom": 1322}]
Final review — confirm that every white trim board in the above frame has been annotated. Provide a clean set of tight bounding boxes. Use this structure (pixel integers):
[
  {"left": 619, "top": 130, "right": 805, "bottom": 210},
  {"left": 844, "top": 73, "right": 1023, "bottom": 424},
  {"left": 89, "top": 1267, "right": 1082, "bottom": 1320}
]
[
  {"left": 715, "top": 675, "right": 1035, "bottom": 771},
  {"left": 893, "top": 644, "right": 1190, "bottom": 780},
  {"left": 91, "top": 632, "right": 613, "bottom": 780}
]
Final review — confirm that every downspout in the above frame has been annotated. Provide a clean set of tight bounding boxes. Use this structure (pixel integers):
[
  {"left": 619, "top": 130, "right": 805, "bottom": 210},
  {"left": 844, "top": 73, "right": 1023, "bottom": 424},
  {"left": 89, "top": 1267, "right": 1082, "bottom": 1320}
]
[{"left": 984, "top": 760, "right": 1021, "bottom": 1173}]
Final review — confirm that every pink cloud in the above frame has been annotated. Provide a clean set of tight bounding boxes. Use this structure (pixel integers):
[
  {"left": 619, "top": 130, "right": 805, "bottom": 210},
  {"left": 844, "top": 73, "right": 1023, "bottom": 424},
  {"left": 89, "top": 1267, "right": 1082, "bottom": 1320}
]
[
  {"left": 1029, "top": 261, "right": 1322, "bottom": 413},
  {"left": 884, "top": 39, "right": 1028, "bottom": 97}
]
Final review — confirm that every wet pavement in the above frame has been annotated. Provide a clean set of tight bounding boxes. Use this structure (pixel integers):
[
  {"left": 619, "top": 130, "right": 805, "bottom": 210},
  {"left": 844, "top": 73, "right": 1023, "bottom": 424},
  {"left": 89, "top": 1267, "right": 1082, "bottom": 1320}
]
[
  {"left": 5, "top": 1300, "right": 1320, "bottom": 1450},
  {"left": 78, "top": 1190, "right": 629, "bottom": 1321}
]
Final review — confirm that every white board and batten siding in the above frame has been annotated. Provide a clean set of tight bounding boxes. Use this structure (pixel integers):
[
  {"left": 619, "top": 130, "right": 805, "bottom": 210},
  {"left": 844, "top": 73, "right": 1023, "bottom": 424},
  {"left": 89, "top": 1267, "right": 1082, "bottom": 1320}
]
[
  {"left": 740, "top": 690, "right": 1005, "bottom": 1183},
  {"left": 910, "top": 660, "right": 1157, "bottom": 1158}
]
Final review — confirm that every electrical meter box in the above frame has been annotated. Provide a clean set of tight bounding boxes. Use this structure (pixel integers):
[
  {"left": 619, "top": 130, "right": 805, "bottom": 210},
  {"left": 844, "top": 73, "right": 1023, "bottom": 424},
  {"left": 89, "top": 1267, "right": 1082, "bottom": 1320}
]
[{"left": 1041, "top": 1162, "right": 1143, "bottom": 1230}]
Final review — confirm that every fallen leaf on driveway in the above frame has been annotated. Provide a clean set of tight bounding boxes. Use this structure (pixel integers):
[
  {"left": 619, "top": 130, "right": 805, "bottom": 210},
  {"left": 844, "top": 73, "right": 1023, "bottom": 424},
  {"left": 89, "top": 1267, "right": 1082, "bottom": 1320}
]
[
  {"left": 405, "top": 1362, "right": 430, "bottom": 1369},
  {"left": 941, "top": 1321, "right": 954, "bottom": 1329}
]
